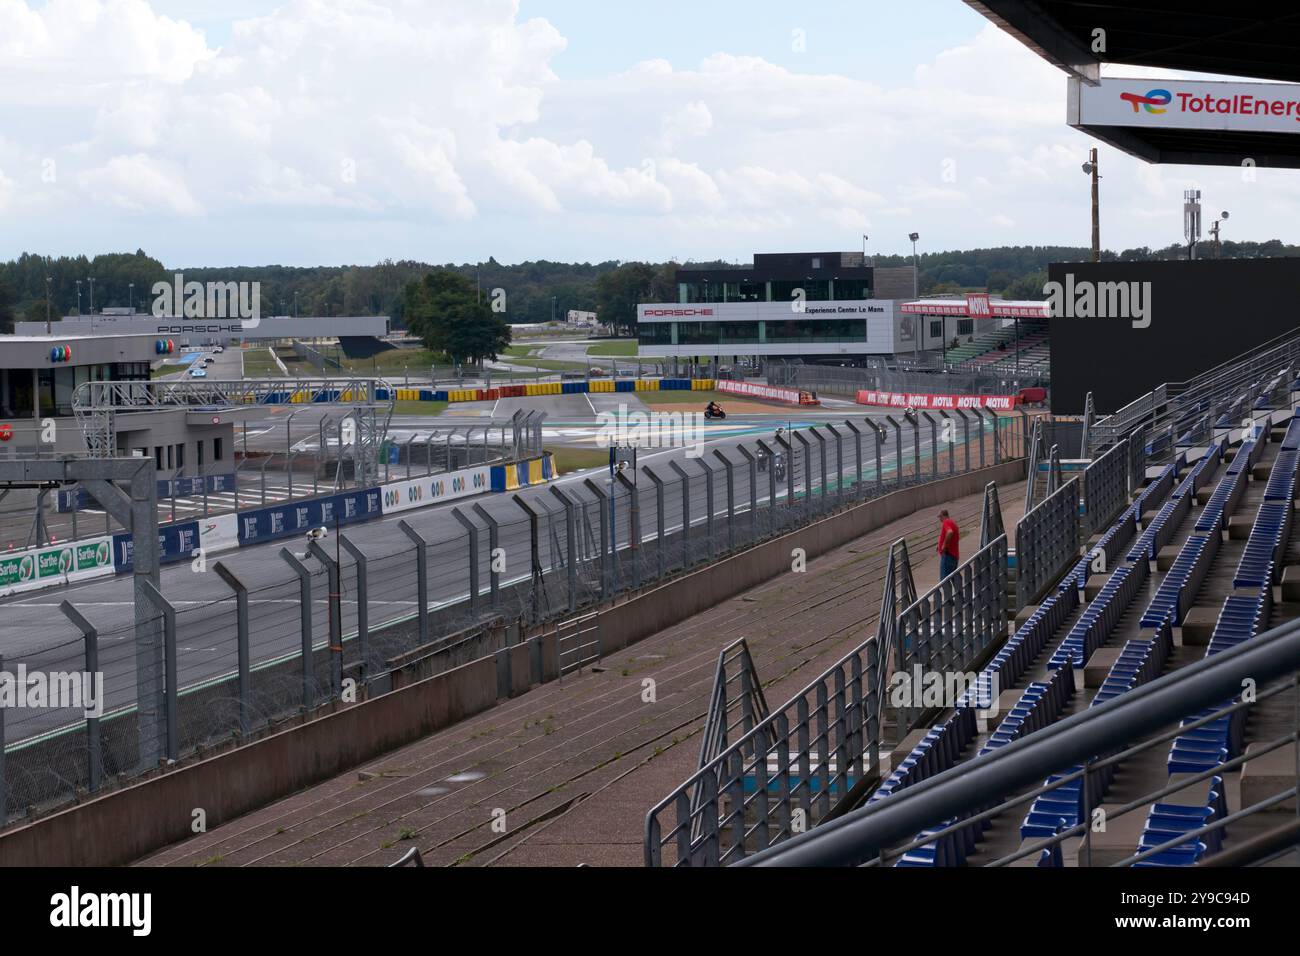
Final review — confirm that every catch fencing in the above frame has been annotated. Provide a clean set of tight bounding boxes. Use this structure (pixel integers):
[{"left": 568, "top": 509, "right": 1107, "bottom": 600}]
[{"left": 0, "top": 409, "right": 1030, "bottom": 827}]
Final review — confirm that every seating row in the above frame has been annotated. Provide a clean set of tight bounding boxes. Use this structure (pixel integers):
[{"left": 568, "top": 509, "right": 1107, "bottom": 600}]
[
  {"left": 1026, "top": 617, "right": 1174, "bottom": 837},
  {"left": 957, "top": 587, "right": 1079, "bottom": 711},
  {"left": 1193, "top": 461, "right": 1247, "bottom": 534},
  {"left": 868, "top": 707, "right": 978, "bottom": 806},
  {"left": 1232, "top": 500, "right": 1292, "bottom": 589},
  {"left": 1138, "top": 530, "right": 1220, "bottom": 629},
  {"left": 1049, "top": 559, "right": 1150, "bottom": 670}
]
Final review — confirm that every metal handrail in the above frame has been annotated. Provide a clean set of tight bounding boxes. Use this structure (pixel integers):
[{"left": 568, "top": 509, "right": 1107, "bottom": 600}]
[{"left": 738, "top": 613, "right": 1300, "bottom": 866}]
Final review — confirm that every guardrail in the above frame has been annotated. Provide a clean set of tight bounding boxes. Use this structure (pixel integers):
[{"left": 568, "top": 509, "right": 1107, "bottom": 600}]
[
  {"left": 1080, "top": 439, "right": 1128, "bottom": 539},
  {"left": 1014, "top": 477, "right": 1079, "bottom": 611},
  {"left": 643, "top": 539, "right": 922, "bottom": 867},
  {"left": 892, "top": 534, "right": 1009, "bottom": 736},
  {"left": 736, "top": 613, "right": 1300, "bottom": 869}
]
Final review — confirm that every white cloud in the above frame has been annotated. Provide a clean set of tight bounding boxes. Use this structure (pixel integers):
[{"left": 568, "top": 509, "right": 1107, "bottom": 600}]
[{"left": 1, "top": 1, "right": 1296, "bottom": 263}]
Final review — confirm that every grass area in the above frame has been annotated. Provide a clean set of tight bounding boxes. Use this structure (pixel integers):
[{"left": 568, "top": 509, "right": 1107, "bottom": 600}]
[
  {"left": 639, "top": 388, "right": 727, "bottom": 405},
  {"left": 586, "top": 340, "right": 638, "bottom": 357},
  {"left": 152, "top": 363, "right": 189, "bottom": 379},
  {"left": 503, "top": 344, "right": 542, "bottom": 358},
  {"left": 389, "top": 399, "right": 449, "bottom": 416},
  {"left": 547, "top": 446, "right": 611, "bottom": 474},
  {"left": 240, "top": 348, "right": 281, "bottom": 377},
  {"left": 337, "top": 347, "right": 452, "bottom": 374}
]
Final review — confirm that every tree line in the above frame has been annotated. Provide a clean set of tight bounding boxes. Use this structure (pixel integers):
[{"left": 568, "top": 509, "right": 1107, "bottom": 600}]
[{"left": 2, "top": 240, "right": 1296, "bottom": 335}]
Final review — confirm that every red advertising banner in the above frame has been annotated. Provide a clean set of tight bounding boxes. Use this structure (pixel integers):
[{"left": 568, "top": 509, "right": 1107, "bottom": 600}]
[
  {"left": 718, "top": 380, "right": 810, "bottom": 405},
  {"left": 855, "top": 390, "right": 1019, "bottom": 411}
]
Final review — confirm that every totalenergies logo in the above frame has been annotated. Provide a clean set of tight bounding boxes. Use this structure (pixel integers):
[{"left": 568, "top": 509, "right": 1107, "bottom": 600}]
[{"left": 1120, "top": 88, "right": 1171, "bottom": 114}]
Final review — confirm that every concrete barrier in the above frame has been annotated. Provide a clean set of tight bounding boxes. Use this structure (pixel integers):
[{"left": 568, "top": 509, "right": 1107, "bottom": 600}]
[{"left": 0, "top": 656, "right": 498, "bottom": 867}]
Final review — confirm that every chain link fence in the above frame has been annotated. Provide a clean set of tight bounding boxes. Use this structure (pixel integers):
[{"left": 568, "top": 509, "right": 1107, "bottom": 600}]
[{"left": 0, "top": 409, "right": 1032, "bottom": 827}]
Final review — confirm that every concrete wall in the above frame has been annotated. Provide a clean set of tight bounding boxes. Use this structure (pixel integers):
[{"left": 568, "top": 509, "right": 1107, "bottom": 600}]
[{"left": 0, "top": 656, "right": 499, "bottom": 867}]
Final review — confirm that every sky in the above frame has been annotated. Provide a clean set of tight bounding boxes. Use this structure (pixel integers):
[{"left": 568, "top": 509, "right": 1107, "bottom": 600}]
[{"left": 0, "top": 0, "right": 1296, "bottom": 268}]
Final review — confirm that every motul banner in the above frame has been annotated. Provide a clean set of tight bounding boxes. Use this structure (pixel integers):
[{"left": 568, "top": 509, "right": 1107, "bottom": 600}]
[
  {"left": 856, "top": 390, "right": 1018, "bottom": 411},
  {"left": 717, "top": 380, "right": 807, "bottom": 405}
]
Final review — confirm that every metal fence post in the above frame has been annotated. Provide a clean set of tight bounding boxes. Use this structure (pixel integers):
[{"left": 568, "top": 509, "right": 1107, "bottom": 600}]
[
  {"left": 512, "top": 494, "right": 547, "bottom": 619},
  {"left": 212, "top": 561, "right": 252, "bottom": 736},
  {"left": 279, "top": 549, "right": 317, "bottom": 713},
  {"left": 582, "top": 478, "right": 612, "bottom": 595},
  {"left": 642, "top": 466, "right": 667, "bottom": 579},
  {"left": 471, "top": 503, "right": 501, "bottom": 608},
  {"left": 712, "top": 449, "right": 736, "bottom": 551},
  {"left": 698, "top": 457, "right": 718, "bottom": 561},
  {"left": 57, "top": 602, "right": 104, "bottom": 792},
  {"left": 667, "top": 462, "right": 693, "bottom": 568},
  {"left": 907, "top": 412, "right": 922, "bottom": 484},
  {"left": 938, "top": 412, "right": 955, "bottom": 475},
  {"left": 956, "top": 409, "right": 972, "bottom": 473},
  {"left": 985, "top": 408, "right": 1001, "bottom": 464},
  {"left": 793, "top": 431, "right": 813, "bottom": 515},
  {"left": 451, "top": 507, "right": 481, "bottom": 615},
  {"left": 615, "top": 471, "right": 642, "bottom": 590},
  {"left": 398, "top": 520, "right": 430, "bottom": 642},
  {"left": 549, "top": 487, "right": 580, "bottom": 612},
  {"left": 140, "top": 579, "right": 179, "bottom": 762},
  {"left": 844, "top": 421, "right": 864, "bottom": 499},
  {"left": 337, "top": 534, "right": 370, "bottom": 684},
  {"left": 825, "top": 424, "right": 845, "bottom": 503},
  {"left": 884, "top": 415, "right": 903, "bottom": 489},
  {"left": 756, "top": 439, "right": 780, "bottom": 520},
  {"left": 811, "top": 427, "right": 829, "bottom": 504},
  {"left": 307, "top": 538, "right": 344, "bottom": 699},
  {"left": 736, "top": 446, "right": 759, "bottom": 544}
]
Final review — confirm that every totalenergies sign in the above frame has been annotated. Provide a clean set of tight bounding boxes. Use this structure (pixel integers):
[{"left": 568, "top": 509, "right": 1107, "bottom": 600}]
[
  {"left": 49, "top": 345, "right": 72, "bottom": 363},
  {"left": 1072, "top": 77, "right": 1300, "bottom": 135}
]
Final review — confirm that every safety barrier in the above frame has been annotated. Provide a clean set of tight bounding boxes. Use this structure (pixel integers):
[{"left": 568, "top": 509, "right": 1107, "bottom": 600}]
[
  {"left": 1080, "top": 439, "right": 1128, "bottom": 538},
  {"left": 892, "top": 534, "right": 1010, "bottom": 735},
  {"left": 489, "top": 453, "right": 558, "bottom": 491},
  {"left": 1014, "top": 478, "right": 1080, "bottom": 610},
  {"left": 377, "top": 378, "right": 717, "bottom": 406}
]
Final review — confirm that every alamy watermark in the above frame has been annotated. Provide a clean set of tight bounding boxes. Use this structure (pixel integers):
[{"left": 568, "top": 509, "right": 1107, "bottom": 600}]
[
  {"left": 595, "top": 405, "right": 707, "bottom": 458},
  {"left": 1043, "top": 273, "right": 1151, "bottom": 329},
  {"left": 0, "top": 665, "right": 105, "bottom": 717},
  {"left": 888, "top": 665, "right": 1000, "bottom": 717},
  {"left": 151, "top": 272, "right": 261, "bottom": 329}
]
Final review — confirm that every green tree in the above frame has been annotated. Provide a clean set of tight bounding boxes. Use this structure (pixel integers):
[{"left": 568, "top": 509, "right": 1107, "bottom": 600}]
[
  {"left": 402, "top": 270, "right": 511, "bottom": 364},
  {"left": 0, "top": 278, "right": 14, "bottom": 334}
]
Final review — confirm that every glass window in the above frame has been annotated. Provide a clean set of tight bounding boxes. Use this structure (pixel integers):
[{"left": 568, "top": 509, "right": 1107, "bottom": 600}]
[
  {"left": 930, "top": 320, "right": 942, "bottom": 338},
  {"left": 214, "top": 437, "right": 224, "bottom": 462},
  {"left": 637, "top": 322, "right": 675, "bottom": 346},
  {"left": 834, "top": 279, "right": 872, "bottom": 299},
  {"left": 957, "top": 319, "right": 974, "bottom": 336},
  {"left": 719, "top": 322, "right": 760, "bottom": 346},
  {"left": 765, "top": 319, "right": 868, "bottom": 344},
  {"left": 678, "top": 322, "right": 721, "bottom": 346}
]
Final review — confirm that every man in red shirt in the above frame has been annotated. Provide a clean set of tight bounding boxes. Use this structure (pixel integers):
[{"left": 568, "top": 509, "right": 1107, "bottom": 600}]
[{"left": 937, "top": 510, "right": 960, "bottom": 580}]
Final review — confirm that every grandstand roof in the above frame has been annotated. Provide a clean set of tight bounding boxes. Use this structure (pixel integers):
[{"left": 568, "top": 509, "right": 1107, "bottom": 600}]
[
  {"left": 968, "top": 1, "right": 1300, "bottom": 168},
  {"left": 901, "top": 299, "right": 1050, "bottom": 318}
]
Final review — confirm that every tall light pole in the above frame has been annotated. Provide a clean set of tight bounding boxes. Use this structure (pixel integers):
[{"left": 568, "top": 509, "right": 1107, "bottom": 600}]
[
  {"left": 1210, "top": 211, "right": 1230, "bottom": 258},
  {"left": 129, "top": 282, "right": 135, "bottom": 312},
  {"left": 908, "top": 232, "right": 920, "bottom": 357},
  {"left": 1082, "top": 148, "right": 1100, "bottom": 261},
  {"left": 45, "top": 275, "right": 52, "bottom": 334},
  {"left": 87, "top": 276, "right": 95, "bottom": 314},
  {"left": 1184, "top": 189, "right": 1202, "bottom": 261},
  {"left": 76, "top": 280, "right": 82, "bottom": 316}
]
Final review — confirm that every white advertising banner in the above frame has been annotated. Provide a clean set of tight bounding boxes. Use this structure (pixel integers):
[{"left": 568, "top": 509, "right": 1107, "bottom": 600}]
[
  {"left": 198, "top": 512, "right": 240, "bottom": 554},
  {"left": 1072, "top": 77, "right": 1300, "bottom": 135},
  {"left": 717, "top": 380, "right": 805, "bottom": 404},
  {"left": 380, "top": 466, "right": 492, "bottom": 515}
]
